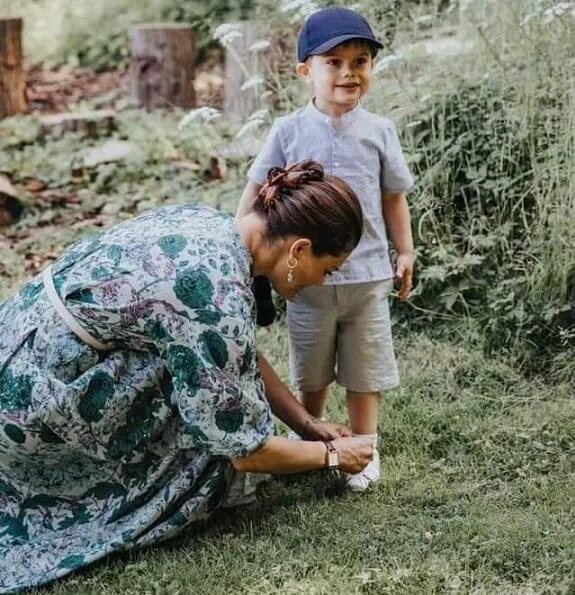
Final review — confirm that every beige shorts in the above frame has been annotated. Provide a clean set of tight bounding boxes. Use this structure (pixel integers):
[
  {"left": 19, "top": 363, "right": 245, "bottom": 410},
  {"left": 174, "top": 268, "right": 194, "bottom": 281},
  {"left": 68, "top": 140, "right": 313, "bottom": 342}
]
[{"left": 286, "top": 280, "right": 399, "bottom": 393}]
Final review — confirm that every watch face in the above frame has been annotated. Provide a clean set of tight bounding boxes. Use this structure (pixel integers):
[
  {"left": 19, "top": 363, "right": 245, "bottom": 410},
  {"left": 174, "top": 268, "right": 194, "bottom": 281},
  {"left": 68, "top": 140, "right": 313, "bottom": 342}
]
[{"left": 328, "top": 451, "right": 339, "bottom": 468}]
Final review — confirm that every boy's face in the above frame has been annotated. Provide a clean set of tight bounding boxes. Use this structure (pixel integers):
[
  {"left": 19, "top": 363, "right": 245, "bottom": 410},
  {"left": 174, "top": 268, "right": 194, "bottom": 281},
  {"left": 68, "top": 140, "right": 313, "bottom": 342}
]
[{"left": 297, "top": 40, "right": 373, "bottom": 116}]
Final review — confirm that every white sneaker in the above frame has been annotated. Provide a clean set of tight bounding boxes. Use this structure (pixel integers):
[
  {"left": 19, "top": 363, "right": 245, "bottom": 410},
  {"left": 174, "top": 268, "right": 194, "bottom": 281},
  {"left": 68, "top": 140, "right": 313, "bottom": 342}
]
[{"left": 345, "top": 449, "right": 380, "bottom": 491}]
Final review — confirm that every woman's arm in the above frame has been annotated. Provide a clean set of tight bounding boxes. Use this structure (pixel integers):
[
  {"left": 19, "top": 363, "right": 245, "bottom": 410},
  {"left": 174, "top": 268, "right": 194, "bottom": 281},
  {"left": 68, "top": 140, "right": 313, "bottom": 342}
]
[
  {"left": 257, "top": 352, "right": 311, "bottom": 435},
  {"left": 232, "top": 436, "right": 326, "bottom": 474},
  {"left": 232, "top": 435, "right": 373, "bottom": 475},
  {"left": 256, "top": 352, "right": 350, "bottom": 440}
]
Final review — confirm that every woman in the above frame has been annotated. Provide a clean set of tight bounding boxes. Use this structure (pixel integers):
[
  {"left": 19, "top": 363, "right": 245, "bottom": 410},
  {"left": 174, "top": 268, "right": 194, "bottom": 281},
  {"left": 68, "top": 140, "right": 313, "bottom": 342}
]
[{"left": 0, "top": 160, "right": 373, "bottom": 592}]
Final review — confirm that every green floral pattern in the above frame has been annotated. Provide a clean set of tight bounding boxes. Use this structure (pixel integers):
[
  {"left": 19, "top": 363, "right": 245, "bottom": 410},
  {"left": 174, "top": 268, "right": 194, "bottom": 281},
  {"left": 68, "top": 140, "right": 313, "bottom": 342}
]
[{"left": 0, "top": 203, "right": 272, "bottom": 593}]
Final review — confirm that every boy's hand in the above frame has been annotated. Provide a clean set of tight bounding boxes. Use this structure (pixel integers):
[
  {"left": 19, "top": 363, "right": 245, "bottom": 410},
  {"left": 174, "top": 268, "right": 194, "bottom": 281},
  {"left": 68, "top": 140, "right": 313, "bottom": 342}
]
[{"left": 395, "top": 251, "right": 415, "bottom": 301}]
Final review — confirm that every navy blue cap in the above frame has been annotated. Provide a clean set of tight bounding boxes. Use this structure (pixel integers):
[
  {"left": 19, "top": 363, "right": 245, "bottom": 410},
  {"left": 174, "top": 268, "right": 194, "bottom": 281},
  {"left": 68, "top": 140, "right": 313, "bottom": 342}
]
[{"left": 297, "top": 7, "right": 383, "bottom": 63}]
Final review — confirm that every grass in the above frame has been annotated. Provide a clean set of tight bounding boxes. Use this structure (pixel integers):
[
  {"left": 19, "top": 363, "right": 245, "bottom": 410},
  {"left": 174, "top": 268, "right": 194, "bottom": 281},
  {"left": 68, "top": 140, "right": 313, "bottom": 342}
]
[{"left": 23, "top": 325, "right": 574, "bottom": 595}]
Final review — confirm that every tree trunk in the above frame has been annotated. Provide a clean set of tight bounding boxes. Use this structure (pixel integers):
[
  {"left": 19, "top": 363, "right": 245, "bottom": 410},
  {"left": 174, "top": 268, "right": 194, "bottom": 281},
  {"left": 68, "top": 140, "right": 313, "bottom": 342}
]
[
  {"left": 129, "top": 23, "right": 196, "bottom": 110},
  {"left": 223, "top": 22, "right": 275, "bottom": 122},
  {"left": 0, "top": 18, "right": 27, "bottom": 119}
]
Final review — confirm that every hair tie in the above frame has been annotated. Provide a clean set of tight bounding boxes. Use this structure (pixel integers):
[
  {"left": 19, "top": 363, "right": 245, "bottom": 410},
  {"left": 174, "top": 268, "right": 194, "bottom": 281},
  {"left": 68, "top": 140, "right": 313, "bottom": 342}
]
[{"left": 257, "top": 162, "right": 325, "bottom": 210}]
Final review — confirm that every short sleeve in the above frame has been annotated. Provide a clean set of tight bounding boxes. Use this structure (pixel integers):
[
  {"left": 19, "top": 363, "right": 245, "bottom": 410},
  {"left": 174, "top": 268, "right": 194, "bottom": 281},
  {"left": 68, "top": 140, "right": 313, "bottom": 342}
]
[
  {"left": 380, "top": 120, "right": 414, "bottom": 193},
  {"left": 247, "top": 119, "right": 287, "bottom": 184}
]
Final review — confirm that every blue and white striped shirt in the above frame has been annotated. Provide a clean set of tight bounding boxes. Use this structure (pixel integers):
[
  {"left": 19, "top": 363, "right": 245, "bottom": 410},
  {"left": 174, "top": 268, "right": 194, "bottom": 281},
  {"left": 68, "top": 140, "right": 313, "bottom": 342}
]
[{"left": 247, "top": 101, "right": 414, "bottom": 284}]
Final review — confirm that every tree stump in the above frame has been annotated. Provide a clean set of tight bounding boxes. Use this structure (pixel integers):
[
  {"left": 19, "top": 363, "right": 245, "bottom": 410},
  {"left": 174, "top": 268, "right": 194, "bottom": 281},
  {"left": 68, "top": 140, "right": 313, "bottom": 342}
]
[
  {"left": 0, "top": 18, "right": 27, "bottom": 119},
  {"left": 128, "top": 23, "right": 196, "bottom": 110},
  {"left": 0, "top": 175, "right": 23, "bottom": 227},
  {"left": 39, "top": 110, "right": 117, "bottom": 138},
  {"left": 223, "top": 22, "right": 275, "bottom": 122}
]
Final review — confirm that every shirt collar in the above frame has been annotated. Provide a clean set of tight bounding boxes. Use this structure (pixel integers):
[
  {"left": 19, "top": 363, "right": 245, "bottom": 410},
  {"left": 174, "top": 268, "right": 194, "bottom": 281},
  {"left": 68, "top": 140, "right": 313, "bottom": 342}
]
[{"left": 304, "top": 98, "right": 362, "bottom": 126}]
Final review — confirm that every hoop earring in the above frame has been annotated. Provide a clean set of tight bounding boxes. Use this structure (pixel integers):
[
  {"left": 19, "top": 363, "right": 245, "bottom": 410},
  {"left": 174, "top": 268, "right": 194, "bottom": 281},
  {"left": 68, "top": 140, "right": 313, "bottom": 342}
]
[{"left": 286, "top": 255, "right": 297, "bottom": 284}]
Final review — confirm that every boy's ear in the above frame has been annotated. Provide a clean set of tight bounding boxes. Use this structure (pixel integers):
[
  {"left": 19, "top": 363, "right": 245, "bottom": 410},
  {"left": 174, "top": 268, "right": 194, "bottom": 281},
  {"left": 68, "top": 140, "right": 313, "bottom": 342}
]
[{"left": 296, "top": 62, "right": 310, "bottom": 79}]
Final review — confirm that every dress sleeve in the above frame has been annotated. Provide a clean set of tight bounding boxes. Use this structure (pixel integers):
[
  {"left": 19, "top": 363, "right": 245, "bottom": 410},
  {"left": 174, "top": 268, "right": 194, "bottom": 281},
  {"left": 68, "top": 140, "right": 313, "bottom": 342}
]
[{"left": 159, "top": 307, "right": 273, "bottom": 459}]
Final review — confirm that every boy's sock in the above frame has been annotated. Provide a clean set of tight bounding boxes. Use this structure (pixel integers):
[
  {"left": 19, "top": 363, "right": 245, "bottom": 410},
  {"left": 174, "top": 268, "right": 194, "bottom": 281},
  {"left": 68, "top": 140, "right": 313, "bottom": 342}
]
[{"left": 253, "top": 275, "right": 276, "bottom": 327}]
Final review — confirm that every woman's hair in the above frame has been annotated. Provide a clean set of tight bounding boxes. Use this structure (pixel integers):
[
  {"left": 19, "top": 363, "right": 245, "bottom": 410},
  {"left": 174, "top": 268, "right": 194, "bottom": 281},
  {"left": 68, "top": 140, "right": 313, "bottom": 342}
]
[{"left": 253, "top": 160, "right": 363, "bottom": 257}]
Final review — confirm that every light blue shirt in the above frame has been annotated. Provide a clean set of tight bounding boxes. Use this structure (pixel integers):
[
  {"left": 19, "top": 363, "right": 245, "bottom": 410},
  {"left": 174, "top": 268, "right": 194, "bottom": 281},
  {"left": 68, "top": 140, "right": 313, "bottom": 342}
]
[{"left": 247, "top": 101, "right": 414, "bottom": 284}]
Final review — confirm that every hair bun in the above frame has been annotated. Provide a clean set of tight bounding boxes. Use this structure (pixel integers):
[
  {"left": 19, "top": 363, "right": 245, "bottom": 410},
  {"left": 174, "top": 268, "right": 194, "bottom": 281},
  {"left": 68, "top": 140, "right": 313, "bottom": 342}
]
[{"left": 257, "top": 161, "right": 325, "bottom": 210}]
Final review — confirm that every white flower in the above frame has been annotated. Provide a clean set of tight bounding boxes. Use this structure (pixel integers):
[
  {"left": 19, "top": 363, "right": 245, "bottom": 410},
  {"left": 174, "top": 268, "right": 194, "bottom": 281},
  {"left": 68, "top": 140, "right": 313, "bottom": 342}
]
[
  {"left": 541, "top": 1, "right": 575, "bottom": 22},
  {"left": 236, "top": 119, "right": 266, "bottom": 138},
  {"left": 249, "top": 40, "right": 272, "bottom": 53},
  {"left": 280, "top": 0, "right": 319, "bottom": 20},
  {"left": 405, "top": 120, "right": 423, "bottom": 129},
  {"left": 240, "top": 76, "right": 265, "bottom": 91},
  {"left": 178, "top": 107, "right": 221, "bottom": 130},
  {"left": 235, "top": 109, "right": 269, "bottom": 138},
  {"left": 213, "top": 23, "right": 243, "bottom": 46},
  {"left": 372, "top": 54, "right": 402, "bottom": 75},
  {"left": 280, "top": 0, "right": 312, "bottom": 12},
  {"left": 247, "top": 108, "right": 269, "bottom": 122}
]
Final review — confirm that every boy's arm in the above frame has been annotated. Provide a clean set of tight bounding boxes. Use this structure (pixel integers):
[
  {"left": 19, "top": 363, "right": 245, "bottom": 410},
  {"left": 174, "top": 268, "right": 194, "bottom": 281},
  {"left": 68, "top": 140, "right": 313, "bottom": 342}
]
[
  {"left": 235, "top": 179, "right": 262, "bottom": 218},
  {"left": 237, "top": 119, "right": 285, "bottom": 218},
  {"left": 379, "top": 119, "right": 415, "bottom": 301},
  {"left": 382, "top": 191, "right": 415, "bottom": 301}
]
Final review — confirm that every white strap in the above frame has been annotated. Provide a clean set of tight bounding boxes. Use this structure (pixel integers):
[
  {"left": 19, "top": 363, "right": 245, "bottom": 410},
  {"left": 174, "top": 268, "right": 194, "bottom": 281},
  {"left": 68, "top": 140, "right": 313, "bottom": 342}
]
[{"left": 42, "top": 266, "right": 112, "bottom": 351}]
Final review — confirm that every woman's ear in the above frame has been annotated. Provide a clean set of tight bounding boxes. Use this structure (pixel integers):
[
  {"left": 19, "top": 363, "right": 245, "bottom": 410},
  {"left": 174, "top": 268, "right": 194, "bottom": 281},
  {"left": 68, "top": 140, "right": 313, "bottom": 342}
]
[{"left": 288, "top": 238, "right": 312, "bottom": 260}]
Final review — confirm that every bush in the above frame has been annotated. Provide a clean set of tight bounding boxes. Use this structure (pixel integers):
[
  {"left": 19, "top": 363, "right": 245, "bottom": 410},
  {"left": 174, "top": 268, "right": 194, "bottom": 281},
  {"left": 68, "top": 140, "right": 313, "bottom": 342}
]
[{"left": 394, "top": 1, "right": 575, "bottom": 380}]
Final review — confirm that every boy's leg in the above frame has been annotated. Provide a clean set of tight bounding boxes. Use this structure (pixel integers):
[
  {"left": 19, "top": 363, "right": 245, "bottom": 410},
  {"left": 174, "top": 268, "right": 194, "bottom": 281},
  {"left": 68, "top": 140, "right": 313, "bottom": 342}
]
[
  {"left": 337, "top": 280, "right": 399, "bottom": 490},
  {"left": 287, "top": 286, "right": 338, "bottom": 433},
  {"left": 345, "top": 390, "right": 380, "bottom": 490},
  {"left": 347, "top": 391, "right": 379, "bottom": 435}
]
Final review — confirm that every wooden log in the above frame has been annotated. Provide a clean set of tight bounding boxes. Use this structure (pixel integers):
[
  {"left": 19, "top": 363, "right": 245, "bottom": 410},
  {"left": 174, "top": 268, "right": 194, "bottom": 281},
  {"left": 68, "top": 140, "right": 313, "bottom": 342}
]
[
  {"left": 39, "top": 110, "right": 117, "bottom": 138},
  {"left": 128, "top": 23, "right": 196, "bottom": 110},
  {"left": 0, "top": 17, "right": 27, "bottom": 119},
  {"left": 223, "top": 22, "right": 274, "bottom": 122}
]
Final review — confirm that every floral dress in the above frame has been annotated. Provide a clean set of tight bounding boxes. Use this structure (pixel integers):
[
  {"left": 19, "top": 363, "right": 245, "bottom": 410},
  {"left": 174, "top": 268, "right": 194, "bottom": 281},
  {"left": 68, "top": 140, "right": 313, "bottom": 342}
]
[{"left": 0, "top": 203, "right": 273, "bottom": 593}]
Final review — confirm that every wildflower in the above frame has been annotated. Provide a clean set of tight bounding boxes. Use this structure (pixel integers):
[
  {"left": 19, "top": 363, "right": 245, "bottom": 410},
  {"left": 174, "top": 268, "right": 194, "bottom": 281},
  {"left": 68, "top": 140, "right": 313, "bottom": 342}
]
[
  {"left": 240, "top": 76, "right": 265, "bottom": 92},
  {"left": 213, "top": 24, "right": 243, "bottom": 46},
  {"left": 178, "top": 108, "right": 221, "bottom": 130},
  {"left": 249, "top": 40, "right": 272, "bottom": 53},
  {"left": 372, "top": 54, "right": 402, "bottom": 75}
]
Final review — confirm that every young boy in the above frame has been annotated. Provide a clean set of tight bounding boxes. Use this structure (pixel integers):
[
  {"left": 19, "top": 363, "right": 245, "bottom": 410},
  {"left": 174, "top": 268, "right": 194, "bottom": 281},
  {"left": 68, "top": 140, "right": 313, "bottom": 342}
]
[{"left": 236, "top": 6, "right": 415, "bottom": 490}]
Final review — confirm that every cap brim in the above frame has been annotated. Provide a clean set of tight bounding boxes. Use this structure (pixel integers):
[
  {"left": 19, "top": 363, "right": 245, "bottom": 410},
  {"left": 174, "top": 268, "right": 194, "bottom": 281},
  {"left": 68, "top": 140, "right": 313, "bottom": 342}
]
[{"left": 304, "top": 34, "right": 383, "bottom": 60}]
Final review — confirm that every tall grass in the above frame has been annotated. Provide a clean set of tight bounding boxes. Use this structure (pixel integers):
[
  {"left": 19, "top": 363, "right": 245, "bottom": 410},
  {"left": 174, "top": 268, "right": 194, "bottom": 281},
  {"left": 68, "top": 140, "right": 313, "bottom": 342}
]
[{"left": 363, "top": 0, "right": 575, "bottom": 380}]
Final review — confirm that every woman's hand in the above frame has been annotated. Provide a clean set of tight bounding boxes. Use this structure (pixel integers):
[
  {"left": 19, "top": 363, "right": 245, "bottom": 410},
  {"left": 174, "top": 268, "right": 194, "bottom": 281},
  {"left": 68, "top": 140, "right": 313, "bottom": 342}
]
[
  {"left": 301, "top": 418, "right": 351, "bottom": 441},
  {"left": 332, "top": 436, "right": 374, "bottom": 474}
]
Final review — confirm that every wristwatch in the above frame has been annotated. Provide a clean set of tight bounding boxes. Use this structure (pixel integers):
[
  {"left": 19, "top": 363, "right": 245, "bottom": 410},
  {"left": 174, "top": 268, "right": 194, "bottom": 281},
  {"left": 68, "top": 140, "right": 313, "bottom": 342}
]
[{"left": 324, "top": 440, "right": 339, "bottom": 470}]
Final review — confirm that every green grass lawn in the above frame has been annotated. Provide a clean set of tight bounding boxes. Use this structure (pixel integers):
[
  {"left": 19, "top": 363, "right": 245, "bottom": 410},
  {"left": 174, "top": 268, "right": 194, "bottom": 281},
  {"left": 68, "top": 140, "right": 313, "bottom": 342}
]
[{"left": 28, "top": 324, "right": 574, "bottom": 595}]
